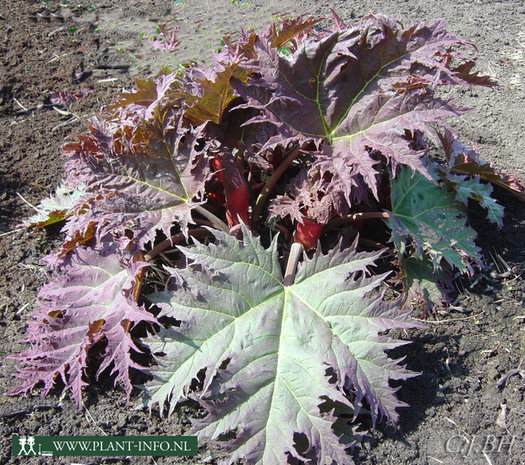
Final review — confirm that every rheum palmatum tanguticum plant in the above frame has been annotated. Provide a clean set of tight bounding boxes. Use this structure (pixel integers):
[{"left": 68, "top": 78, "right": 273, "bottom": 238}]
[{"left": 11, "top": 12, "right": 525, "bottom": 464}]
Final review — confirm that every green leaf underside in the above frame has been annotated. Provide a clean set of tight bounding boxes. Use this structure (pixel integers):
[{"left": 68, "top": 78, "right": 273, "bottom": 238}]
[
  {"left": 143, "top": 227, "right": 420, "bottom": 464},
  {"left": 388, "top": 167, "right": 482, "bottom": 274},
  {"left": 10, "top": 14, "right": 517, "bottom": 465},
  {"left": 402, "top": 257, "right": 453, "bottom": 312},
  {"left": 445, "top": 172, "right": 504, "bottom": 227}
]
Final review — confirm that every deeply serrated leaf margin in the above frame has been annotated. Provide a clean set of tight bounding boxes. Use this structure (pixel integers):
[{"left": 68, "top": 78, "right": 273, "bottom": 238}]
[
  {"left": 9, "top": 247, "right": 155, "bottom": 405},
  {"left": 142, "top": 227, "right": 422, "bottom": 464}
]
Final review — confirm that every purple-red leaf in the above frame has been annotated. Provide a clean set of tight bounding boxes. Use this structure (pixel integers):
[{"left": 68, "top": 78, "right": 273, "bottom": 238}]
[
  {"left": 148, "top": 22, "right": 180, "bottom": 53},
  {"left": 49, "top": 91, "right": 84, "bottom": 105},
  {"left": 234, "top": 15, "right": 490, "bottom": 205},
  {"left": 268, "top": 168, "right": 347, "bottom": 224},
  {"left": 12, "top": 12, "right": 513, "bottom": 463},
  {"left": 439, "top": 129, "right": 525, "bottom": 202},
  {"left": 62, "top": 102, "right": 210, "bottom": 251},
  {"left": 9, "top": 246, "right": 154, "bottom": 405},
  {"left": 266, "top": 15, "right": 323, "bottom": 50}
]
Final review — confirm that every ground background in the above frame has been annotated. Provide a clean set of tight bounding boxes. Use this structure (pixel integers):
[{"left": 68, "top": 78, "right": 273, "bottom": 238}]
[{"left": 0, "top": 1, "right": 524, "bottom": 464}]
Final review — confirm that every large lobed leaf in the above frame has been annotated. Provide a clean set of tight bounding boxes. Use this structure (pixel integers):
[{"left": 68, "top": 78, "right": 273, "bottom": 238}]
[
  {"left": 268, "top": 167, "right": 348, "bottom": 225},
  {"left": 233, "top": 15, "right": 494, "bottom": 208},
  {"left": 9, "top": 246, "right": 155, "bottom": 405},
  {"left": 142, "top": 227, "right": 422, "bottom": 464},
  {"left": 12, "top": 12, "right": 517, "bottom": 459},
  {"left": 61, "top": 74, "right": 211, "bottom": 253}
]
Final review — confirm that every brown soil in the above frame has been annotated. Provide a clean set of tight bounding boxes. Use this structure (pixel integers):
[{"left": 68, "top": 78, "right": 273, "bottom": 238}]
[{"left": 0, "top": 1, "right": 524, "bottom": 464}]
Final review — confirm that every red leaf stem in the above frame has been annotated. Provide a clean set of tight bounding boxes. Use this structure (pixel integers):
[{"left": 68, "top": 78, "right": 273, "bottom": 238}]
[
  {"left": 252, "top": 145, "right": 303, "bottom": 221},
  {"left": 144, "top": 228, "right": 211, "bottom": 261}
]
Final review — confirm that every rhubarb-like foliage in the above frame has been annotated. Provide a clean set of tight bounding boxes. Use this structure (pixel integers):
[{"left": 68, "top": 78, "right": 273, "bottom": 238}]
[
  {"left": 11, "top": 11, "right": 525, "bottom": 465},
  {"left": 10, "top": 246, "right": 154, "bottom": 405},
  {"left": 61, "top": 110, "right": 211, "bottom": 249},
  {"left": 234, "top": 15, "right": 476, "bottom": 205},
  {"left": 143, "top": 228, "right": 421, "bottom": 464}
]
